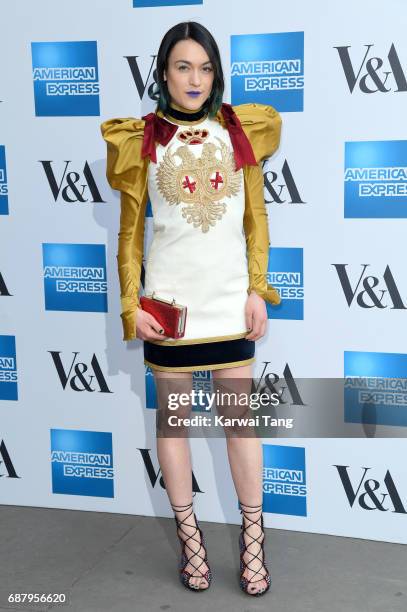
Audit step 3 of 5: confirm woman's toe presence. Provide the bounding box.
[190,576,204,589]
[248,578,266,594]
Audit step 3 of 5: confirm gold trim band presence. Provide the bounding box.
[146,331,250,346]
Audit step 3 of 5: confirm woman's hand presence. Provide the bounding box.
[245,291,268,341]
[135,307,170,341]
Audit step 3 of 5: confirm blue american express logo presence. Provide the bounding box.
[42,243,107,312]
[231,31,304,110]
[267,247,303,320]
[345,140,407,218]
[31,41,100,116]
[0,335,18,401]
[51,429,114,497]
[263,444,307,516]
[344,350,407,426]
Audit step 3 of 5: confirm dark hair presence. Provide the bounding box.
[156,21,224,118]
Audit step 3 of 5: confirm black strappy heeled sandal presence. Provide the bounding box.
[238,500,271,596]
[170,501,213,592]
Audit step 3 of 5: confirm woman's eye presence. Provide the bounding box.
[178,65,213,72]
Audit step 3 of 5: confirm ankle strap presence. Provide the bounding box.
[238,501,263,513]
[170,501,193,511]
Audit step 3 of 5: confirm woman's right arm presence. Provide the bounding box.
[100,117,151,341]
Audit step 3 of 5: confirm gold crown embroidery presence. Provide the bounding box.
[176,127,209,145]
[156,137,242,233]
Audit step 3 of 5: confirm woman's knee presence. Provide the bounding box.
[152,369,194,436]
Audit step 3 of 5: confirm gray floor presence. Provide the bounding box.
[0,505,405,612]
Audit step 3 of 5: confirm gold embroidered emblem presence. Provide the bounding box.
[156,136,242,233]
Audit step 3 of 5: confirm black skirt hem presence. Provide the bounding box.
[143,336,255,372]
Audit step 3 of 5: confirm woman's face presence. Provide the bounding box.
[163,38,214,111]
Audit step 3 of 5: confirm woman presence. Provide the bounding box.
[101,21,282,597]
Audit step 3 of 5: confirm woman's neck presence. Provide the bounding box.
[169,100,204,114]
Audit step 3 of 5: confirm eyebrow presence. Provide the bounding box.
[174,59,212,65]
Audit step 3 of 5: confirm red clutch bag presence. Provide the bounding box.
[139,293,187,339]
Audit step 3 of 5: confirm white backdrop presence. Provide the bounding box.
[1,0,406,545]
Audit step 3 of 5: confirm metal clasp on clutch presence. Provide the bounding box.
[151,291,176,306]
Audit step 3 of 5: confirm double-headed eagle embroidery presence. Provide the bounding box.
[156,136,242,233]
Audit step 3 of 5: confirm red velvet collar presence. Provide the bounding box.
[141,102,257,170]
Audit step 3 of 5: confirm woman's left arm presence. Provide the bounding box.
[243,162,280,340]
[234,103,282,340]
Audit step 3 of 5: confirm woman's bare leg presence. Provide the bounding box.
[153,368,210,589]
[212,362,268,594]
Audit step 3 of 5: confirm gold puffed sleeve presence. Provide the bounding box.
[100,117,149,340]
[232,102,282,163]
[233,103,282,305]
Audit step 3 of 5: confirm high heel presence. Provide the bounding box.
[238,500,271,596]
[170,501,212,591]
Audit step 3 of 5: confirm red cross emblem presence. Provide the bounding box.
[182,175,196,193]
[210,171,224,190]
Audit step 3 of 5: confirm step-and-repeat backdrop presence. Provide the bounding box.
[1,0,406,545]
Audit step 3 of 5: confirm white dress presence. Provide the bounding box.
[145,114,250,343]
